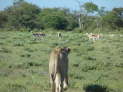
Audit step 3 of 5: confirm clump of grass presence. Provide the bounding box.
[20,53,31,58]
[87,47,95,51]
[29,41,39,44]
[114,62,123,68]
[13,41,24,46]
[84,56,96,61]
[76,53,82,56]
[69,72,74,77]
[0,36,7,39]
[0,70,9,77]
[74,75,84,80]
[82,65,97,72]
[73,48,80,53]
[12,61,42,69]
[0,48,11,53]
[11,63,28,69]
[52,42,59,46]
[24,48,34,52]
[0,42,4,45]
[27,62,42,67]
[72,63,79,67]
[7,84,27,92]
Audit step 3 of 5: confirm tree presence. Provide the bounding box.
[65,14,78,30]
[13,0,24,5]
[82,2,98,15]
[0,11,7,28]
[4,1,41,29]
[98,7,106,16]
[38,8,68,30]
[103,10,123,29]
[74,0,83,29]
[42,15,68,30]
[95,7,106,31]
[77,2,99,31]
[38,8,77,30]
[113,8,123,21]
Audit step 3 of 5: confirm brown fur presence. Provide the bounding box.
[49,47,70,92]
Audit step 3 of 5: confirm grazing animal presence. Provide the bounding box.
[57,32,62,38]
[86,33,102,41]
[49,47,71,92]
[31,32,46,40]
[32,32,46,37]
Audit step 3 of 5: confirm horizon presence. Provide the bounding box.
[0,0,123,11]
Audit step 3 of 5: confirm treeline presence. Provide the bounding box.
[0,0,123,32]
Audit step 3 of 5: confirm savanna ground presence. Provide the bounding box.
[0,30,123,92]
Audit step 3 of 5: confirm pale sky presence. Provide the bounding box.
[0,0,123,11]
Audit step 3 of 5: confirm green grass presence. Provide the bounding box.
[0,31,123,92]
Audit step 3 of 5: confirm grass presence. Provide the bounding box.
[0,30,123,92]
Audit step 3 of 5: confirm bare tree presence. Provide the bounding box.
[75,0,83,29]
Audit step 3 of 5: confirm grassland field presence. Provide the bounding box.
[0,30,123,92]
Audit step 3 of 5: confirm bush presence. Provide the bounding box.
[41,14,68,30]
[73,28,83,33]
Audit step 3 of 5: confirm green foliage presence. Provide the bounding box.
[0,1,123,32]
[3,1,41,29]
[66,14,78,30]
[103,9,123,29]
[113,7,123,17]
[0,2,78,31]
[98,7,106,16]
[38,8,78,30]
[82,2,98,14]
[41,14,68,30]
[0,11,7,28]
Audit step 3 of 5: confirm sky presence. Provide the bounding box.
[0,0,123,11]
